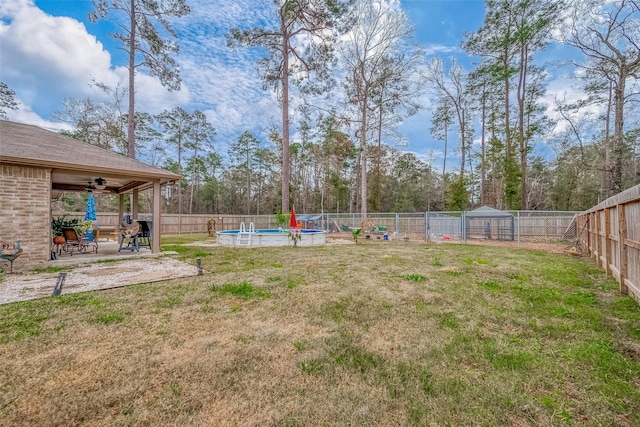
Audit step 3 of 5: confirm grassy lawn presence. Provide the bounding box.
[1,238,639,426]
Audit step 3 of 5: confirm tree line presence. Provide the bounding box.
[3,0,639,215]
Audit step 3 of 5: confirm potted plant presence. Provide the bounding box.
[76,220,96,241]
[51,216,79,244]
[78,220,93,235]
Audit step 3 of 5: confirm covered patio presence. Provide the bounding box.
[0,120,181,271]
[52,239,159,265]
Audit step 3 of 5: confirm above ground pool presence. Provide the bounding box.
[217,224,326,247]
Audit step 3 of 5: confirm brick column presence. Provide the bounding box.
[0,163,51,268]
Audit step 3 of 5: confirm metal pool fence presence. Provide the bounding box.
[323,211,580,245]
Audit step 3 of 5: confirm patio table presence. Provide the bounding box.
[95,226,118,241]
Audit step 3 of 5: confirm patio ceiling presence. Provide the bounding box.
[51,169,170,195]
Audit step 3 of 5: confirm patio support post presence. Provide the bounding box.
[152,181,161,253]
[118,194,125,224]
[132,189,139,220]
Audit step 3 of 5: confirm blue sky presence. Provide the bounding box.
[1,0,572,170]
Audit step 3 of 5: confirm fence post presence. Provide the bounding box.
[462,211,466,244]
[587,214,592,255]
[594,211,601,267]
[517,211,520,248]
[604,208,612,275]
[424,212,428,241]
[589,212,596,260]
[618,204,628,295]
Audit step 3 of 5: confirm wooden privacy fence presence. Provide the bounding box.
[54,213,281,234]
[56,211,579,243]
[578,185,640,303]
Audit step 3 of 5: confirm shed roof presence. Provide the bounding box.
[466,206,514,218]
[0,120,180,194]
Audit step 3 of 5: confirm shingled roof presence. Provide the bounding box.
[0,120,180,194]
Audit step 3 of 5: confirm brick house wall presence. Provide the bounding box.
[0,163,51,269]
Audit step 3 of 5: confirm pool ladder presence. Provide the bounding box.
[236,222,255,246]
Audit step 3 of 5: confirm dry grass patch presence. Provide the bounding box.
[1,240,639,426]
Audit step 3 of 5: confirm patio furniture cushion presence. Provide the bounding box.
[61,228,98,256]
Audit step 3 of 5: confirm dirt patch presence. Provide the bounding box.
[325,236,354,245]
[462,238,572,254]
[0,257,198,305]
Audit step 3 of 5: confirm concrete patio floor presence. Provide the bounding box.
[1,240,198,304]
[50,239,164,267]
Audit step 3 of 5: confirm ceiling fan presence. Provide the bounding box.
[94,177,107,190]
[85,177,107,193]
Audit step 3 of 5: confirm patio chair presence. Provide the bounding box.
[61,228,98,256]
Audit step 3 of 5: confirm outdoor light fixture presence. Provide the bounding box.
[85,178,108,193]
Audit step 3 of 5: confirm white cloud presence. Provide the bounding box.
[539,70,602,137]
[0,0,189,123]
[422,43,459,57]
[177,57,279,145]
[0,0,116,107]
[5,99,72,132]
[124,67,191,115]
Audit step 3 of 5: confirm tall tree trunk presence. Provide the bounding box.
[189,172,195,215]
[127,0,136,159]
[246,151,251,215]
[442,122,447,206]
[281,35,291,214]
[503,50,517,210]
[353,149,360,213]
[177,137,182,215]
[467,146,475,205]
[504,55,511,164]
[459,110,466,179]
[190,148,198,215]
[125,0,137,213]
[480,86,486,206]
[603,80,612,199]
[612,69,626,194]
[374,93,383,211]
[517,45,528,210]
[360,96,368,221]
